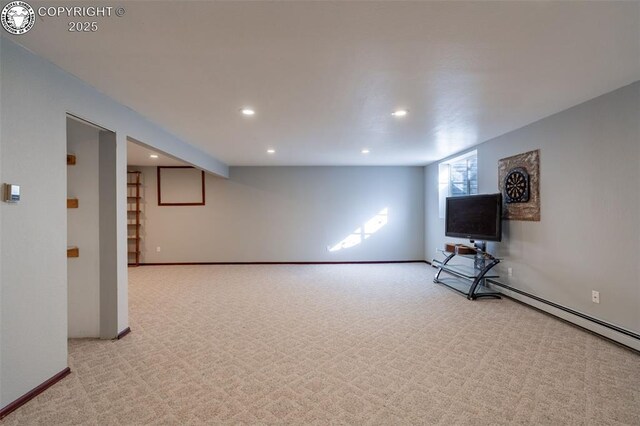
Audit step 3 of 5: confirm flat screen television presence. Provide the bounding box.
[445,193,502,242]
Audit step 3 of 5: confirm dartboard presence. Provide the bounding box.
[504,168,530,203]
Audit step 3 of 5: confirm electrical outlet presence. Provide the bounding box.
[592,290,600,304]
[156,246,161,252]
[507,267,513,277]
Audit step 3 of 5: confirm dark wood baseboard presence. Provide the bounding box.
[138,260,429,266]
[0,367,71,420]
[116,327,131,340]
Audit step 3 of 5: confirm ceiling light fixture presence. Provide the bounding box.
[149,154,159,159]
[241,108,255,116]
[267,149,275,154]
[361,149,370,154]
[391,109,408,117]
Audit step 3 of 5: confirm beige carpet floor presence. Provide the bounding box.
[3,264,640,425]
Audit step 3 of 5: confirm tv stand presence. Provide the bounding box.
[432,245,501,300]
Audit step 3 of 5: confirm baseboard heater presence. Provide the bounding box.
[138,260,426,266]
[486,279,640,352]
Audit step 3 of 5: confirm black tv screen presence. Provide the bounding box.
[445,194,502,242]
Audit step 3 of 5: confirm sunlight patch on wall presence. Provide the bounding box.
[328,208,389,252]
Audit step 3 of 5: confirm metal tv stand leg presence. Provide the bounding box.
[433,252,456,283]
[468,258,501,300]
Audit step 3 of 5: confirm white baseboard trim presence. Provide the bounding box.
[487,279,640,352]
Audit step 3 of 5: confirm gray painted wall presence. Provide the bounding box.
[0,38,227,409]
[131,166,425,263]
[66,120,101,338]
[425,82,640,335]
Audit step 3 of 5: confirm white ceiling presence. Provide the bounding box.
[127,139,188,167]
[11,1,640,166]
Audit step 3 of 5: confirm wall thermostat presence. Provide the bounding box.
[3,184,20,203]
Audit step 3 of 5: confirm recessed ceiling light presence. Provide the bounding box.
[149,154,159,159]
[391,109,408,117]
[361,149,370,154]
[267,149,275,154]
[241,108,255,116]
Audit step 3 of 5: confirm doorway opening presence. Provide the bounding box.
[66,114,119,339]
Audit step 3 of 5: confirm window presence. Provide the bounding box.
[438,150,478,218]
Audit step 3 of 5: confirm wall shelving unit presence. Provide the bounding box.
[127,171,142,266]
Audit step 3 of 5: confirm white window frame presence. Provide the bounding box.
[438,150,478,218]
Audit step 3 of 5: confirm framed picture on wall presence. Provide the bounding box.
[498,149,540,221]
[157,166,206,206]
